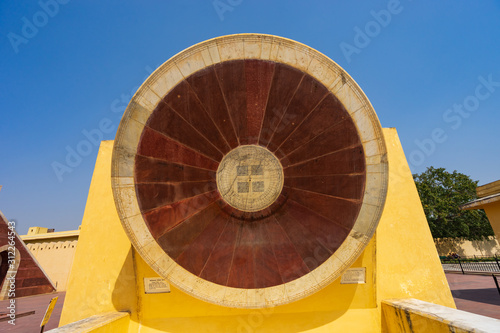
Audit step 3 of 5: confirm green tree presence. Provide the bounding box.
[413,166,494,240]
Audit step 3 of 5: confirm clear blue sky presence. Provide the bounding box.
[1,1,500,234]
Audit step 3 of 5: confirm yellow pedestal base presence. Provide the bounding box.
[59,128,455,332]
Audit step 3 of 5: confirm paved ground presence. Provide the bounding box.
[446,272,500,319]
[0,292,64,332]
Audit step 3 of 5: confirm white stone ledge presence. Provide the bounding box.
[46,311,129,333]
[383,298,500,333]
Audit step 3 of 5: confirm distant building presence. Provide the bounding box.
[21,226,80,291]
[462,179,500,240]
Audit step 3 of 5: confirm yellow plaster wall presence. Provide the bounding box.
[85,316,130,333]
[60,129,454,332]
[434,236,500,257]
[24,237,78,291]
[376,128,455,308]
[59,141,138,326]
[483,202,500,241]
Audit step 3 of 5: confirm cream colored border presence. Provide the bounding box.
[111,34,388,308]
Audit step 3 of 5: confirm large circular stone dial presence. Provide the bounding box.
[112,34,388,308]
[217,145,284,212]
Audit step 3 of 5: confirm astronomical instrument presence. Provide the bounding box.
[112,34,388,308]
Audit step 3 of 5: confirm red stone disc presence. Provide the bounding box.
[135,59,364,289]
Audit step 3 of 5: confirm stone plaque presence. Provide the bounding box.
[144,277,171,294]
[340,268,366,284]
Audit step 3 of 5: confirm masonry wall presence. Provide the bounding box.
[434,236,500,257]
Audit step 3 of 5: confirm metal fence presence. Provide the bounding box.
[441,256,500,274]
